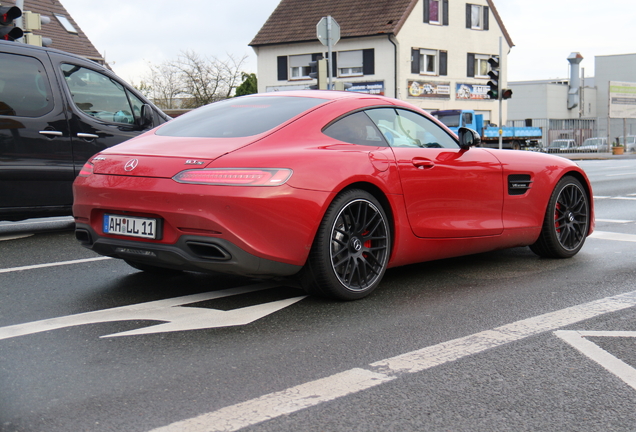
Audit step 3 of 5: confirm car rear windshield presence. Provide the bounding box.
[156,96,327,138]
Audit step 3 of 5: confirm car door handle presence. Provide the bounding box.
[412,158,435,169]
[39,130,63,137]
[77,133,99,140]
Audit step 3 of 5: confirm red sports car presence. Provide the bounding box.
[73,91,593,300]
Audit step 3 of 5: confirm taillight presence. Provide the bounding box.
[78,161,94,177]
[173,168,292,186]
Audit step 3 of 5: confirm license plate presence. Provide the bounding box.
[103,214,159,239]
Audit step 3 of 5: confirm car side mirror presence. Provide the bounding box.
[458,127,481,149]
[137,104,154,129]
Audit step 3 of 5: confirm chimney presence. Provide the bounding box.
[567,52,583,110]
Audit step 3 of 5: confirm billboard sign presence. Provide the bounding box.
[609,81,636,119]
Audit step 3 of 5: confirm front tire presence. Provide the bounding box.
[301,189,391,300]
[530,176,590,258]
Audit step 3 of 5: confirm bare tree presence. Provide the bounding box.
[141,51,248,109]
[141,61,184,109]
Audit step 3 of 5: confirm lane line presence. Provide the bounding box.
[0,256,112,274]
[149,290,636,432]
[595,219,634,224]
[589,231,636,242]
[555,330,636,391]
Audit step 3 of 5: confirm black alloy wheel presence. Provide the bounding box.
[530,176,589,258]
[301,189,391,300]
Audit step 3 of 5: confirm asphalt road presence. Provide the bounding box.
[1,159,636,432]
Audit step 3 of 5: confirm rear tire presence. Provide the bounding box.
[301,189,391,300]
[530,176,589,258]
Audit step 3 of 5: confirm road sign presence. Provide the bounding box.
[316,16,340,46]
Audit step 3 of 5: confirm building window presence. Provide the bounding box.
[411,48,447,76]
[424,0,448,25]
[337,50,363,77]
[474,54,490,78]
[420,49,437,75]
[55,14,78,34]
[289,54,312,80]
[467,53,493,78]
[429,0,440,24]
[466,4,489,30]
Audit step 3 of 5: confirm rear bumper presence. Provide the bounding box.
[75,223,302,277]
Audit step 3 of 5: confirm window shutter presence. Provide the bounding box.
[466,4,471,28]
[332,53,338,77]
[483,6,489,30]
[411,48,420,74]
[423,0,429,23]
[467,53,475,77]
[277,56,288,81]
[443,0,449,25]
[362,49,374,75]
[439,51,448,76]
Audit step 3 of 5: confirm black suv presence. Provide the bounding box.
[0,40,170,221]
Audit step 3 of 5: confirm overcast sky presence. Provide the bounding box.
[61,0,635,86]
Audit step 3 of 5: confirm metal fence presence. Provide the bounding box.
[507,117,636,154]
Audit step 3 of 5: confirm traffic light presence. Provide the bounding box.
[501,88,513,100]
[0,5,23,41]
[309,58,328,90]
[486,55,499,100]
[22,11,52,46]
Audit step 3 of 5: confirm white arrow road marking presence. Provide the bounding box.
[589,231,636,242]
[555,330,636,391]
[0,283,306,340]
[148,290,636,432]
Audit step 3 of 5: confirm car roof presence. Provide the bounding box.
[0,40,108,71]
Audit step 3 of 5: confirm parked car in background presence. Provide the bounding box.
[579,137,608,152]
[546,139,577,153]
[0,40,170,221]
[618,136,636,152]
[73,91,593,301]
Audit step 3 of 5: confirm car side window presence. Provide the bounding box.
[323,111,388,146]
[366,108,459,149]
[60,64,135,124]
[0,53,53,117]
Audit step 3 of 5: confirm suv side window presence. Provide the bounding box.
[0,53,53,117]
[60,64,136,125]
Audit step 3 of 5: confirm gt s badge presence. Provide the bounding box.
[185,160,205,165]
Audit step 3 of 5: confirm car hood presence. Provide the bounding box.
[91,133,257,178]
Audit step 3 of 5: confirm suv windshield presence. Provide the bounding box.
[156,96,327,138]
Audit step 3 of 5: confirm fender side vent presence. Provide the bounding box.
[508,174,532,195]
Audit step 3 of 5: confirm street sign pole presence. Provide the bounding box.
[327,16,333,90]
[316,16,340,90]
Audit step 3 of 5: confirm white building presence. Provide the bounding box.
[250,0,513,123]
[507,53,636,146]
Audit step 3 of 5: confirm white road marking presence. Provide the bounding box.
[0,256,112,274]
[606,173,635,177]
[589,231,636,242]
[555,330,636,391]
[593,196,636,200]
[148,290,636,432]
[0,283,306,340]
[0,234,33,242]
[151,368,395,432]
[595,219,634,224]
